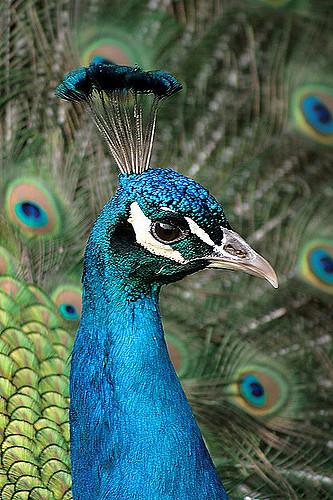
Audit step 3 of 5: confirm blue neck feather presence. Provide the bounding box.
[70,178,227,499]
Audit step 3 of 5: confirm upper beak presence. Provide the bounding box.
[207,228,278,288]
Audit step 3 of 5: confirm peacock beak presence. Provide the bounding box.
[206,228,278,288]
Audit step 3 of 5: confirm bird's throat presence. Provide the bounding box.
[70,269,227,499]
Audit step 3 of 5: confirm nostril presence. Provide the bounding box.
[224,243,247,258]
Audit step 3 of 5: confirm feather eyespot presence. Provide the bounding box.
[292,85,333,144]
[5,178,62,238]
[52,285,82,321]
[298,239,333,294]
[229,365,290,417]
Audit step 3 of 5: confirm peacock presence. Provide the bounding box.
[55,60,279,499]
[0,0,333,499]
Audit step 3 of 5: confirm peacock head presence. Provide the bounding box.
[56,62,277,297]
[85,167,277,296]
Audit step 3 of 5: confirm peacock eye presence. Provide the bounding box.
[151,221,185,244]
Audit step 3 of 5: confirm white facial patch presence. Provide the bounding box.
[184,217,215,247]
[127,202,186,263]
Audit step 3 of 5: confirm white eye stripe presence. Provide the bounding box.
[184,217,215,247]
[160,206,175,212]
[127,202,186,263]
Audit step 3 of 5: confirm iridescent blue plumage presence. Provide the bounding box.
[55,63,182,102]
[120,169,230,242]
[55,66,91,102]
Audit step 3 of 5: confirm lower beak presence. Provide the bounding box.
[207,228,278,288]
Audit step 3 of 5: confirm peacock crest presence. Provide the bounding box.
[56,63,182,174]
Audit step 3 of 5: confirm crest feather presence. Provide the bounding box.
[56,62,182,175]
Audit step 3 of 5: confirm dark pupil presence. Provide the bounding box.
[65,304,76,315]
[320,255,333,274]
[313,102,332,124]
[154,222,181,242]
[22,202,41,219]
[250,382,264,398]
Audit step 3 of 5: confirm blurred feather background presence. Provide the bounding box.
[0,0,332,498]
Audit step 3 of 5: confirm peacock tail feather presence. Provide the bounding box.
[1,0,332,498]
[0,275,72,499]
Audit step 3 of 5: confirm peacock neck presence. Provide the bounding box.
[70,203,227,499]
